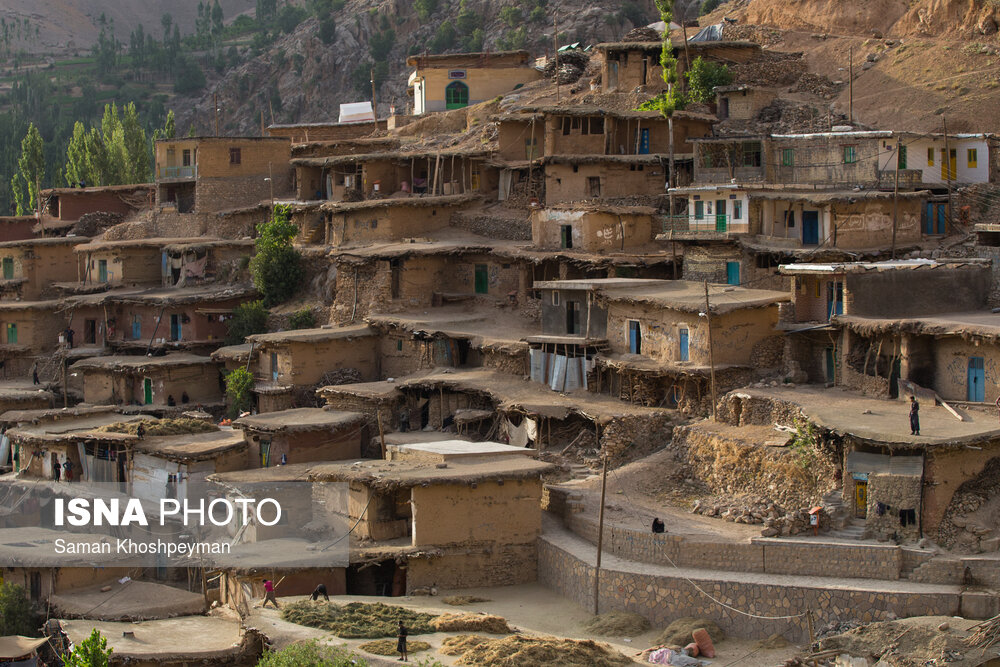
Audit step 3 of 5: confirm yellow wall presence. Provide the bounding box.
[415,67,541,114]
[411,478,542,547]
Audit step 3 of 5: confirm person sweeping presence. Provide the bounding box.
[262,579,279,609]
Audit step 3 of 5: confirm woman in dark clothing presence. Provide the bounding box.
[909,396,920,436]
[397,620,408,662]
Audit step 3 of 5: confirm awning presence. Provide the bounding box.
[845,451,923,476]
[0,635,46,658]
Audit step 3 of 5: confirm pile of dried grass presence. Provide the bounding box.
[97,418,216,436]
[281,601,436,638]
[583,611,651,637]
[456,635,632,666]
[443,596,491,606]
[440,635,491,656]
[357,639,431,655]
[655,617,726,647]
[431,613,513,634]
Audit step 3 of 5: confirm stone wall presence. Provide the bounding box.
[406,543,538,592]
[841,363,892,398]
[537,535,961,642]
[866,473,922,542]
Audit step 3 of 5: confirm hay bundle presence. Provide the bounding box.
[456,635,632,666]
[443,596,491,606]
[358,639,431,655]
[280,601,436,638]
[431,613,513,634]
[440,635,491,656]
[97,418,216,436]
[583,611,651,637]
[655,617,725,647]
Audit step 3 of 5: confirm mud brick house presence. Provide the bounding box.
[293,151,495,203]
[545,155,669,204]
[531,204,657,252]
[715,84,777,121]
[320,194,479,245]
[211,343,254,375]
[0,300,64,357]
[64,285,255,352]
[245,326,378,413]
[131,429,249,503]
[407,51,542,115]
[594,39,761,94]
[235,408,368,465]
[266,119,388,143]
[154,136,291,215]
[0,216,39,242]
[0,237,88,301]
[70,353,223,408]
[779,259,992,393]
[533,278,787,411]
[74,238,253,289]
[38,184,154,233]
[0,385,54,414]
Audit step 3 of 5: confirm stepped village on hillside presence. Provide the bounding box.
[3,19,1000,667]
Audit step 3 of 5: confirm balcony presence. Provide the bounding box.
[157,165,197,180]
[657,214,748,241]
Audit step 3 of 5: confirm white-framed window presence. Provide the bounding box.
[551,291,560,306]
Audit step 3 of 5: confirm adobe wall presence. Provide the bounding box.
[769,136,885,187]
[406,543,538,591]
[268,121,384,142]
[531,209,654,251]
[833,198,923,249]
[418,66,541,113]
[82,246,162,286]
[2,307,68,352]
[600,48,664,93]
[29,243,83,298]
[57,191,141,221]
[680,243,741,284]
[719,88,776,121]
[537,535,960,642]
[924,441,1000,540]
[329,204,453,245]
[411,478,543,547]
[498,120,544,162]
[845,265,990,317]
[545,162,665,204]
[379,331,426,378]
[275,336,379,385]
[196,172,292,214]
[931,336,1000,403]
[0,217,35,242]
[247,427,363,465]
[193,139,291,179]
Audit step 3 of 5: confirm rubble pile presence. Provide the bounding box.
[599,413,674,465]
[790,72,845,99]
[622,26,661,42]
[544,50,590,84]
[72,211,124,237]
[936,456,1000,552]
[730,51,806,87]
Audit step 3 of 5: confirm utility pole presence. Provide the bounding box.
[891,136,900,259]
[267,162,274,209]
[593,455,608,615]
[943,116,953,233]
[554,16,560,103]
[214,93,220,136]
[848,46,854,125]
[370,67,378,119]
[704,281,718,421]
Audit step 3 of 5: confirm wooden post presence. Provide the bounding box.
[943,116,953,231]
[61,357,68,408]
[593,455,609,615]
[704,281,718,421]
[806,609,816,646]
[554,15,560,103]
[376,407,386,458]
[370,67,378,119]
[848,46,854,124]
[439,386,445,429]
[891,136,900,259]
[668,115,675,217]
[260,110,265,136]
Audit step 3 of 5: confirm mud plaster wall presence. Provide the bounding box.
[792,275,837,323]
[411,478,542,547]
[498,120,545,161]
[932,337,1000,403]
[719,88,776,120]
[680,243,740,284]
[379,332,426,378]
[406,544,538,591]
[244,426,364,465]
[545,162,665,204]
[328,205,454,245]
[866,473,922,542]
[924,441,1000,539]
[604,302,781,368]
[86,364,222,406]
[264,337,379,386]
[1,307,70,352]
[845,266,990,317]
[832,198,923,249]
[531,209,653,251]
[768,136,886,187]
[82,247,162,286]
[717,392,807,427]
[15,244,81,299]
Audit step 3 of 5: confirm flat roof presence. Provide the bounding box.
[837,312,1000,340]
[75,237,254,252]
[210,343,253,363]
[40,183,154,195]
[133,429,246,461]
[70,353,217,372]
[62,616,242,661]
[235,408,365,433]
[246,324,375,345]
[8,412,149,444]
[392,440,531,458]
[779,259,987,274]
[0,236,89,248]
[534,278,665,290]
[65,284,255,306]
[0,527,135,566]
[599,281,789,314]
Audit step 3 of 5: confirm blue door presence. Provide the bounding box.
[639,128,650,154]
[131,316,141,340]
[679,328,689,361]
[726,261,740,285]
[170,314,181,341]
[937,204,946,234]
[628,321,641,354]
[925,203,947,234]
[802,211,819,245]
[968,357,985,402]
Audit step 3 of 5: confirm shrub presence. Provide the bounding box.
[225,367,254,418]
[174,57,206,94]
[250,206,303,306]
[277,4,308,32]
[257,639,367,667]
[0,583,33,636]
[414,0,438,21]
[319,17,336,44]
[226,300,269,344]
[64,629,112,667]
[499,6,523,28]
[699,0,723,16]
[288,309,316,330]
[685,56,733,103]
[529,6,546,23]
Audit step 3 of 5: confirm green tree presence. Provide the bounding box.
[429,20,456,52]
[455,0,480,34]
[64,629,112,667]
[0,583,33,636]
[14,123,44,215]
[685,56,732,103]
[65,121,90,186]
[225,367,254,417]
[225,300,269,345]
[174,57,207,94]
[414,0,437,21]
[277,5,308,33]
[211,0,224,35]
[699,0,722,15]
[318,17,336,44]
[653,0,686,116]
[499,7,523,29]
[288,308,316,330]
[257,640,367,667]
[250,205,303,305]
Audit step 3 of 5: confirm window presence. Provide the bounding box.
[551,291,560,306]
[562,117,571,135]
[843,145,857,164]
[589,117,604,134]
[968,148,978,168]
[694,200,704,220]
[815,281,821,298]
[897,145,907,169]
[781,148,794,167]
[560,224,573,249]
[733,200,743,220]
[229,147,241,165]
[397,339,403,351]
[927,147,934,166]
[588,176,601,197]
[445,81,469,109]
[182,149,192,167]
[742,142,762,167]
[702,152,714,169]
[1,257,11,280]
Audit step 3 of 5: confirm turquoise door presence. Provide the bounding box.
[968,357,985,402]
[825,347,836,382]
[628,321,641,354]
[97,259,108,283]
[726,261,740,285]
[638,128,650,154]
[679,329,689,361]
[170,314,181,341]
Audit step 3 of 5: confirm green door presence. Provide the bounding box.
[715,200,727,232]
[474,264,488,294]
[143,378,153,405]
[97,259,108,283]
[1,257,12,280]
[445,81,469,109]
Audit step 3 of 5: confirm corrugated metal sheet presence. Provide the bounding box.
[845,451,923,476]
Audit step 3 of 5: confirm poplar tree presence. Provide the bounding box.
[13,123,43,214]
[654,0,686,116]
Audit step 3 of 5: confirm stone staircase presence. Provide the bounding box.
[566,463,593,481]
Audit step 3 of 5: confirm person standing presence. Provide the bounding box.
[31,363,38,385]
[262,579,279,609]
[909,396,920,436]
[396,620,408,662]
